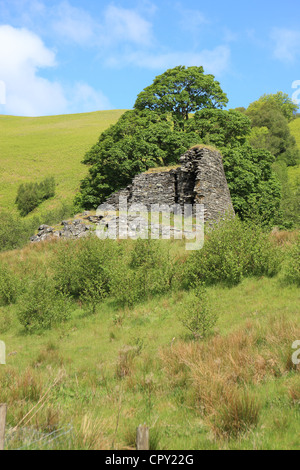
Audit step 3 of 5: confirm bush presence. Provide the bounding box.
[282,238,300,286]
[185,218,282,287]
[17,276,71,332]
[15,177,55,216]
[178,281,217,339]
[0,262,19,306]
[110,239,173,307]
[53,238,121,311]
[0,212,39,252]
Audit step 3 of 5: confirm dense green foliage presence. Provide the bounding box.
[76,109,198,208]
[0,212,39,252]
[243,93,300,167]
[222,145,281,224]
[17,275,71,332]
[247,102,299,166]
[0,202,74,253]
[247,92,298,122]
[134,65,228,127]
[186,108,252,147]
[15,177,56,216]
[110,238,173,307]
[185,218,281,287]
[1,218,294,334]
[273,162,300,228]
[77,66,283,226]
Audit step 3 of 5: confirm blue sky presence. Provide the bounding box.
[0,0,300,116]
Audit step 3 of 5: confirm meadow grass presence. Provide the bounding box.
[0,110,125,215]
[0,113,298,449]
[0,236,299,450]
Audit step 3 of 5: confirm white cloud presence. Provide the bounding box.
[271,28,300,63]
[51,1,96,45]
[0,25,110,116]
[50,2,154,48]
[67,83,111,114]
[100,4,154,48]
[0,25,67,116]
[106,45,231,76]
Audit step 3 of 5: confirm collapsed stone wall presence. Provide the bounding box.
[106,146,234,223]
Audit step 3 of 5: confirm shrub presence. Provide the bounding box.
[17,276,71,332]
[178,281,217,339]
[282,237,300,286]
[53,238,121,310]
[0,212,38,252]
[0,262,19,306]
[15,177,55,216]
[185,218,282,287]
[110,239,173,307]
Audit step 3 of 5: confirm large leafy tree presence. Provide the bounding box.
[245,97,299,166]
[76,109,198,208]
[247,92,298,122]
[76,66,282,225]
[134,66,228,128]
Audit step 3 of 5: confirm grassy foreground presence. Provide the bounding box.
[0,233,299,450]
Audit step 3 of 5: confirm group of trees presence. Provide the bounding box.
[76,65,299,226]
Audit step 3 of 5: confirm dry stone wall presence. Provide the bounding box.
[105,146,234,223]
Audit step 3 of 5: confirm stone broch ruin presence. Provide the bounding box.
[106,146,234,221]
[31,146,234,242]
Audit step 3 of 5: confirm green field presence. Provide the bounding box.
[0,110,125,215]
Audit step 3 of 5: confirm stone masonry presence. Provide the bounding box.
[31,146,234,243]
[105,146,234,223]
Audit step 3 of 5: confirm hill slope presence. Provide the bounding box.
[0,110,125,215]
[0,110,299,219]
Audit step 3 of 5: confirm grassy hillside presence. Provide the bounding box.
[0,110,298,220]
[0,110,125,215]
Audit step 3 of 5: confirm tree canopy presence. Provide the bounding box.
[134,66,228,127]
[76,66,284,226]
[247,92,298,122]
[76,109,198,208]
[246,101,299,166]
